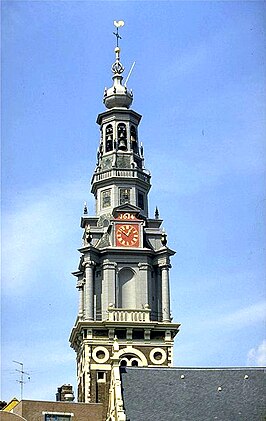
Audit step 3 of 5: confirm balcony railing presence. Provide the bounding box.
[92,168,151,184]
[107,307,151,323]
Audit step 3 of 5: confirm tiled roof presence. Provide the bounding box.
[120,367,266,421]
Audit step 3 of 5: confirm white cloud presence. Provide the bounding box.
[217,301,266,329]
[186,301,266,333]
[247,340,266,367]
[2,179,89,295]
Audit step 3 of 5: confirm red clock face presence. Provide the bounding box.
[115,223,140,247]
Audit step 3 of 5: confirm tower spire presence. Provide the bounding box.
[70,23,180,413]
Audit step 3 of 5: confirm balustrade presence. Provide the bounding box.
[107,308,151,323]
[92,168,150,184]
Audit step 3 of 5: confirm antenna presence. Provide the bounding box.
[13,360,30,400]
[124,61,136,87]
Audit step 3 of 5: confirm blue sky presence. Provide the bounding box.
[1,0,266,402]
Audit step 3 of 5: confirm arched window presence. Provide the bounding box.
[105,124,113,152]
[117,123,127,150]
[119,355,141,367]
[130,125,138,153]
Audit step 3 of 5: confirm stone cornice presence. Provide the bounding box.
[78,244,99,254]
[72,270,83,277]
[154,247,176,257]
[96,108,142,126]
[98,247,156,257]
[80,216,99,229]
[69,319,180,348]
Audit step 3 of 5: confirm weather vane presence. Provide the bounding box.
[113,20,125,48]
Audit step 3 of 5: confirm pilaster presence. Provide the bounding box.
[138,262,151,307]
[77,278,85,319]
[160,263,171,322]
[102,262,117,319]
[83,261,96,321]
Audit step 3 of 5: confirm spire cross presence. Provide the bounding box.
[113,20,125,48]
[113,27,122,48]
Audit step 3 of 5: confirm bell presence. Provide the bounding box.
[118,138,127,150]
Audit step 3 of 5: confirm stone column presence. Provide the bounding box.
[76,278,85,319]
[161,264,171,322]
[84,261,95,320]
[102,262,117,319]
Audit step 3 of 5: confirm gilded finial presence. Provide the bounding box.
[83,201,88,215]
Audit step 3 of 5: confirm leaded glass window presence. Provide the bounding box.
[102,189,111,208]
[137,191,144,210]
[119,188,130,205]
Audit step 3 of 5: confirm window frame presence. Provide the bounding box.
[119,188,131,205]
[43,412,73,421]
[101,189,111,208]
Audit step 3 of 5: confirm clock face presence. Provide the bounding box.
[115,223,140,247]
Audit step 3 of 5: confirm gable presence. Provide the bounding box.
[112,204,142,219]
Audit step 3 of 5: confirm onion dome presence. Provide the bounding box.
[103,47,133,109]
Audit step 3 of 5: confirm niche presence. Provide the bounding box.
[118,268,135,308]
[105,124,113,152]
[117,123,127,150]
[130,125,138,153]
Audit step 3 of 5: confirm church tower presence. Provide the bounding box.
[69,23,180,411]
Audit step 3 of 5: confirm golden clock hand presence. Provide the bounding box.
[119,227,130,237]
[122,226,133,237]
[127,226,134,236]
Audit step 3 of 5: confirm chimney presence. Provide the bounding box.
[56,384,74,402]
